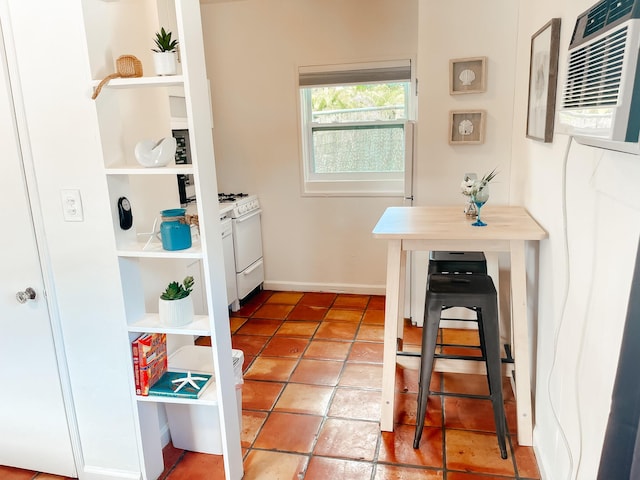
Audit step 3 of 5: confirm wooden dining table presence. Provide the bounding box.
[372,205,548,446]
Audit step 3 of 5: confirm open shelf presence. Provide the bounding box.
[92,75,185,89]
[128,314,211,336]
[136,380,219,406]
[105,164,194,176]
[116,240,203,259]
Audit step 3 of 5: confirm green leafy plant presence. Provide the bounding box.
[152,27,179,53]
[160,276,194,300]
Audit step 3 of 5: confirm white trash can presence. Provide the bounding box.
[164,345,243,454]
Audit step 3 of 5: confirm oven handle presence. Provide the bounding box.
[243,260,263,275]
[234,209,262,223]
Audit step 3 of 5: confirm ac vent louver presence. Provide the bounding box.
[562,26,627,109]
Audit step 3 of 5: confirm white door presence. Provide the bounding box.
[0,16,76,477]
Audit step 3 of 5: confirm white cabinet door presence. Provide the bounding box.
[0,20,76,477]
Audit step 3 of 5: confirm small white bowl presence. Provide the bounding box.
[134,137,177,168]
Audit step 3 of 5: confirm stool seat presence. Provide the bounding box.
[414,273,508,459]
[428,251,487,274]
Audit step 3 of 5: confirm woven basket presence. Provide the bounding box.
[91,55,143,99]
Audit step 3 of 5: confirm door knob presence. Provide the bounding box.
[16,287,36,304]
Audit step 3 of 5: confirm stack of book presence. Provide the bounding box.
[131,333,167,396]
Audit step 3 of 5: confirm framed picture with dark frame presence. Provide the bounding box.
[526,18,561,142]
[449,110,486,145]
[450,56,487,94]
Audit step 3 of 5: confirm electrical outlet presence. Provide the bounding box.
[61,189,84,222]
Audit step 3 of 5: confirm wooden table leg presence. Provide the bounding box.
[510,240,533,446]
[381,239,404,432]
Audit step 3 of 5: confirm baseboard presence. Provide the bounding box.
[263,280,386,296]
[80,465,140,480]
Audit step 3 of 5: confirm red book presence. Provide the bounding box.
[131,333,167,396]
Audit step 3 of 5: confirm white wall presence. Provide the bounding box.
[200,0,418,293]
[511,1,640,479]
[5,1,142,477]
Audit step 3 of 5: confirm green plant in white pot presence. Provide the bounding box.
[158,276,194,327]
[152,27,179,76]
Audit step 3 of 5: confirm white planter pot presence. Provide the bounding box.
[158,295,193,327]
[153,51,177,76]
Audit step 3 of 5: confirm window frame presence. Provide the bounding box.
[298,60,415,197]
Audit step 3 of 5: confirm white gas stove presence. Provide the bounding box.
[218,193,264,310]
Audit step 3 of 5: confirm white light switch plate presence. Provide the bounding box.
[61,189,84,222]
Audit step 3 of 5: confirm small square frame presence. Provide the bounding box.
[449,110,486,145]
[450,56,487,94]
[526,18,561,142]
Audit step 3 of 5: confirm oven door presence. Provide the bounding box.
[232,209,263,273]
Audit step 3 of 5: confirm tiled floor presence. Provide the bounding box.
[2,290,541,480]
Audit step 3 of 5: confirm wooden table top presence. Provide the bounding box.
[372,206,548,241]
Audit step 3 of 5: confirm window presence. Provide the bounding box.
[298,60,414,196]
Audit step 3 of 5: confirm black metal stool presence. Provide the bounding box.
[428,251,487,275]
[413,273,508,459]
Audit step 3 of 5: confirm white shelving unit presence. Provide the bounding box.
[84,1,242,479]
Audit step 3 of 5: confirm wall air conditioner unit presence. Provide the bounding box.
[558,0,640,154]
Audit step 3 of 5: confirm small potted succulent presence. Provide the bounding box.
[158,276,194,326]
[152,27,179,76]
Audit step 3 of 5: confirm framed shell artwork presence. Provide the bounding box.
[449,110,486,145]
[450,56,487,94]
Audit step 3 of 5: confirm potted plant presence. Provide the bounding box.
[158,276,194,326]
[152,27,179,76]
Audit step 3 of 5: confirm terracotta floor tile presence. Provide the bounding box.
[305,456,373,480]
[274,383,334,415]
[287,304,329,321]
[163,451,225,479]
[348,342,384,363]
[314,321,359,341]
[242,354,255,372]
[339,363,383,389]
[402,322,424,346]
[328,387,381,421]
[362,309,385,325]
[253,412,322,453]
[231,334,269,356]
[444,397,502,432]
[374,464,443,480]
[356,324,384,342]
[229,316,247,333]
[244,357,298,382]
[445,429,515,475]
[395,391,442,427]
[261,336,309,358]
[442,373,490,396]
[442,327,480,346]
[446,472,514,480]
[236,318,283,336]
[325,308,363,322]
[367,295,386,310]
[265,291,304,305]
[235,290,272,317]
[395,364,422,393]
[333,293,370,309]
[0,467,38,480]
[161,441,184,474]
[242,380,285,410]
[299,291,337,307]
[314,418,379,461]
[304,339,352,361]
[252,303,294,320]
[290,359,343,386]
[241,410,268,447]
[276,320,320,337]
[379,424,443,468]
[512,442,541,479]
[242,450,308,480]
